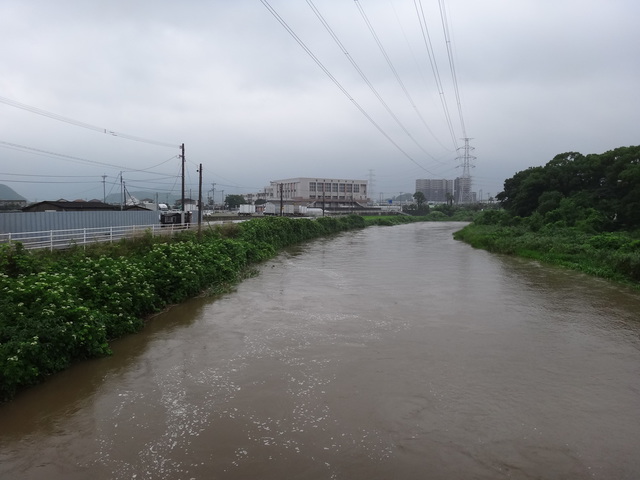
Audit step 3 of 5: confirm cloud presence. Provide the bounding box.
[0,0,638,202]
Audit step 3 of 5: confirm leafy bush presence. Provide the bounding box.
[454,221,639,287]
[0,215,373,400]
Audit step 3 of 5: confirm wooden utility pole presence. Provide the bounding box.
[197,163,203,236]
[180,143,185,213]
[120,172,124,211]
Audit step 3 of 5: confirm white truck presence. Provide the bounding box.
[306,208,325,217]
[238,204,256,216]
[264,203,277,216]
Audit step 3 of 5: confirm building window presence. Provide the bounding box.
[310,182,316,192]
[353,184,359,193]
[332,183,338,192]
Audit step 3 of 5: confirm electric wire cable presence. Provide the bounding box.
[308,0,444,165]
[0,95,179,149]
[260,0,441,177]
[353,0,453,157]
[1,141,182,180]
[438,0,467,138]
[414,0,459,149]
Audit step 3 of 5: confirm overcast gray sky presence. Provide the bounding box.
[1,0,638,203]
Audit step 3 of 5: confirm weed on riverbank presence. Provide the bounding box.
[454,222,640,287]
[0,215,367,401]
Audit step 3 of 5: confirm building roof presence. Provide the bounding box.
[0,184,27,201]
[22,200,117,212]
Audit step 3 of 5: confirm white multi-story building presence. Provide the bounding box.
[262,177,369,207]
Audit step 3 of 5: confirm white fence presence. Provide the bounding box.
[0,223,191,251]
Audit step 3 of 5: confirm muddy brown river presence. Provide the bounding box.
[1,222,639,479]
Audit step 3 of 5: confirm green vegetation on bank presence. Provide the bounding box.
[0,206,486,401]
[0,215,365,401]
[364,202,482,226]
[454,145,640,286]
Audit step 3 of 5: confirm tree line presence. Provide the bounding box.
[454,145,640,286]
[495,145,640,232]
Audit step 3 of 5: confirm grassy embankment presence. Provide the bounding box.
[0,211,483,401]
[453,211,640,287]
[1,215,374,401]
[459,146,640,286]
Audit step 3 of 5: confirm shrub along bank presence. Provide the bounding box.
[0,215,366,401]
[453,211,640,286]
[453,145,640,287]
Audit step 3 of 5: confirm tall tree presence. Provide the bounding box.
[225,194,246,209]
[413,191,426,209]
[497,145,640,230]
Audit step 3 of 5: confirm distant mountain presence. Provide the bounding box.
[0,184,26,201]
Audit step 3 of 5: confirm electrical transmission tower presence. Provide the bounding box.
[456,138,476,203]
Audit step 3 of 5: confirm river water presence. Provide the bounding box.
[1,222,639,479]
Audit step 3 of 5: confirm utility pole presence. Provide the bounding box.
[180,143,186,213]
[322,180,325,216]
[211,183,216,209]
[120,172,124,211]
[102,174,107,203]
[456,138,476,204]
[279,183,284,216]
[197,163,203,236]
[351,181,354,213]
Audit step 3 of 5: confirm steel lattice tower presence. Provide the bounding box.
[456,138,476,203]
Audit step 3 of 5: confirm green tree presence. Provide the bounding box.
[413,191,426,209]
[496,145,640,231]
[497,166,547,217]
[225,195,246,209]
[445,192,455,206]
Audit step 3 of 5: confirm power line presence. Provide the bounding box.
[0,140,134,170]
[0,179,100,184]
[124,155,180,173]
[414,0,459,149]
[0,95,178,148]
[438,0,467,138]
[0,172,100,178]
[388,1,454,153]
[1,141,181,179]
[353,0,452,156]
[307,0,444,165]
[260,0,441,177]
